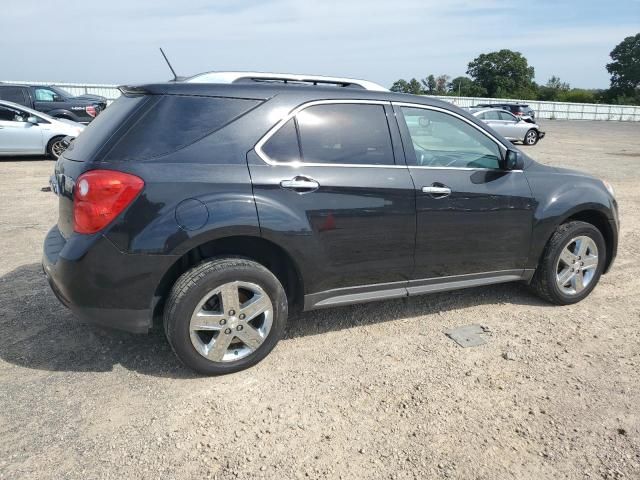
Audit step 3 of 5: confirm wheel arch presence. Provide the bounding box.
[152,235,304,325]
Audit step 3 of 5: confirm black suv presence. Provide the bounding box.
[0,84,107,124]
[476,103,535,121]
[43,74,618,375]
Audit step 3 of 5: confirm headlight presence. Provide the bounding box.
[602,180,615,198]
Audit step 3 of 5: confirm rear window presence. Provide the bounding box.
[104,95,261,161]
[64,94,146,161]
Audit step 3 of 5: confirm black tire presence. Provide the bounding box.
[164,257,288,375]
[523,129,538,146]
[530,221,606,305]
[46,136,66,160]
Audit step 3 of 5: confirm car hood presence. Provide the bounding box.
[71,94,107,103]
[55,118,85,128]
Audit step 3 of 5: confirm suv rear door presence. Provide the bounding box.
[393,102,534,289]
[248,100,416,307]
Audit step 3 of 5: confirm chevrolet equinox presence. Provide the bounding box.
[43,72,619,374]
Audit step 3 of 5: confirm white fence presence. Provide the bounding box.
[4,81,640,121]
[429,95,640,122]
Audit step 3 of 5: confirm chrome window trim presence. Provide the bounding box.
[254,99,405,168]
[392,101,514,170]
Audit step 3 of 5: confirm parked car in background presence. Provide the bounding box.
[0,100,84,158]
[470,108,545,145]
[43,72,617,375]
[474,103,536,122]
[0,84,106,124]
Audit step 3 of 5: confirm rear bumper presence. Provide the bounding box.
[42,225,178,334]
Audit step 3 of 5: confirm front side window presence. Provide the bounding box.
[296,103,394,165]
[0,105,28,122]
[34,88,58,102]
[400,106,502,169]
[498,111,516,121]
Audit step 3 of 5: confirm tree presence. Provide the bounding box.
[389,78,424,95]
[448,76,487,97]
[606,33,640,96]
[538,75,570,101]
[467,49,535,97]
[421,74,436,94]
[435,74,449,94]
[390,79,410,93]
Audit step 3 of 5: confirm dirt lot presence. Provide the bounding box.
[1,120,639,480]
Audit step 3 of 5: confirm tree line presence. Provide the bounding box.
[390,33,640,105]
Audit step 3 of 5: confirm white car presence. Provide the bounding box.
[0,100,85,158]
[470,108,545,146]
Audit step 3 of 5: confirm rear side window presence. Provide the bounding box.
[64,94,146,161]
[296,104,394,165]
[483,110,500,120]
[261,119,300,162]
[0,87,28,105]
[105,96,261,161]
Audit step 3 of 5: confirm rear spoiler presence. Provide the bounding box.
[118,85,152,96]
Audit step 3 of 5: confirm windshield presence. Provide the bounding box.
[49,86,72,99]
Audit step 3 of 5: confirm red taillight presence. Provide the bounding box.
[73,170,144,234]
[85,105,97,117]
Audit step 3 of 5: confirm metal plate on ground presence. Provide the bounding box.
[445,324,490,348]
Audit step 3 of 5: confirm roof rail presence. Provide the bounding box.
[184,71,388,91]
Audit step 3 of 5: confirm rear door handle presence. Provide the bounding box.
[280,176,319,193]
[422,185,451,197]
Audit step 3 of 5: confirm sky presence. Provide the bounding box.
[1,0,638,89]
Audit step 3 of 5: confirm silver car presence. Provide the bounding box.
[470,108,545,146]
[0,100,85,158]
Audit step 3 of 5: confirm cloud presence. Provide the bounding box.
[1,0,638,88]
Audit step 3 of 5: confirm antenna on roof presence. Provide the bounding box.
[159,48,180,82]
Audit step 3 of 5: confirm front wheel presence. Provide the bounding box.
[523,129,539,146]
[46,136,67,159]
[530,221,606,305]
[164,258,288,375]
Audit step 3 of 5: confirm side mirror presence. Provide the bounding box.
[504,149,524,170]
[27,116,39,125]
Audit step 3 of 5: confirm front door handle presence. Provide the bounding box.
[422,185,451,198]
[280,176,320,193]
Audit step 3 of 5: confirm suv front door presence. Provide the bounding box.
[249,100,416,307]
[394,103,535,290]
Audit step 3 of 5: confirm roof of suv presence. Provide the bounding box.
[120,82,454,109]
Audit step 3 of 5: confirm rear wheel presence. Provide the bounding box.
[530,221,606,305]
[46,136,66,159]
[523,129,538,146]
[164,257,288,375]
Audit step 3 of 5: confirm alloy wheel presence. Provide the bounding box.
[555,236,599,295]
[51,140,66,159]
[525,130,537,145]
[189,281,273,362]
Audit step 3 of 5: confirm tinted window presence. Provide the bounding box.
[0,87,27,105]
[262,119,300,162]
[296,104,394,165]
[106,95,261,161]
[0,105,28,122]
[401,107,502,169]
[63,95,146,161]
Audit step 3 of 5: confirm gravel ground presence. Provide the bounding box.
[1,120,639,480]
